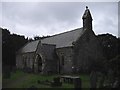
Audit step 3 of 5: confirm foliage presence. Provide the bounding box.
[97,33,118,60]
[109,55,120,78]
[28,38,33,42]
[34,35,51,40]
[2,28,28,67]
[92,34,120,88]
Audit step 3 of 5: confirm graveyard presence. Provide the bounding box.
[2,3,120,89]
[2,70,90,88]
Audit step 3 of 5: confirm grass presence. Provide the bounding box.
[3,70,90,88]
[80,74,90,88]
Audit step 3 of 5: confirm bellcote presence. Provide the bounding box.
[82,6,93,30]
[82,6,92,20]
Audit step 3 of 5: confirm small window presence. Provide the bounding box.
[28,57,30,66]
[62,56,64,65]
[24,59,27,67]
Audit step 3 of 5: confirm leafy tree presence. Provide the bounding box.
[33,35,51,40]
[34,36,41,40]
[28,38,33,42]
[97,34,120,88]
[97,33,118,60]
[2,28,28,67]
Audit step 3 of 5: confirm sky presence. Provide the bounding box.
[0,1,119,38]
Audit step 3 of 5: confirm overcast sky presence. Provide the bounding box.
[0,2,118,38]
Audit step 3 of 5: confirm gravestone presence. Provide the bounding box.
[74,78,82,89]
[113,77,120,88]
[90,71,98,88]
[98,73,105,88]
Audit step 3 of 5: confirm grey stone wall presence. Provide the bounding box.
[73,29,105,73]
[36,43,57,74]
[16,52,35,70]
[56,47,73,74]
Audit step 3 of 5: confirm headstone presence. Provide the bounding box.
[74,78,82,89]
[113,78,120,88]
[90,71,98,88]
[98,73,105,88]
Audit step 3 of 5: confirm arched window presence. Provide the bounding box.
[22,55,27,68]
[35,54,42,72]
[62,56,64,66]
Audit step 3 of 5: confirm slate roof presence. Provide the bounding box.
[18,27,84,53]
[41,28,84,48]
[18,40,39,53]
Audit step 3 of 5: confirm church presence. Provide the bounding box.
[16,7,105,74]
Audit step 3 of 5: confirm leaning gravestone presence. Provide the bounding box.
[98,73,105,88]
[73,78,82,89]
[90,71,98,88]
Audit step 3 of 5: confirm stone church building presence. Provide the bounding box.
[16,7,105,74]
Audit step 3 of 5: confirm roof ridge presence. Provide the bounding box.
[42,27,83,39]
[17,27,84,53]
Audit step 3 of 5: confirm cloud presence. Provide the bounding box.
[1,2,118,38]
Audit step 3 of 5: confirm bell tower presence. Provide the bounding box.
[82,6,93,30]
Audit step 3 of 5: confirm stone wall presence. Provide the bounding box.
[56,47,73,74]
[36,43,57,74]
[73,29,105,73]
[16,52,35,70]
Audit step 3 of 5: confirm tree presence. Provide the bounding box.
[2,28,28,67]
[104,55,120,88]
[97,33,118,60]
[34,36,41,40]
[96,34,119,88]
[33,35,51,40]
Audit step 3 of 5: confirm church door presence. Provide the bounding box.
[34,54,43,73]
[37,54,42,72]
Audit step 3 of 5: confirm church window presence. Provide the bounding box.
[28,57,30,66]
[62,56,64,65]
[24,59,27,67]
[22,55,24,65]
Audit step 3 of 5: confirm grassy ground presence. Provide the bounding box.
[2,70,90,88]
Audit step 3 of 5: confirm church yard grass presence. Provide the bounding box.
[2,70,90,88]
